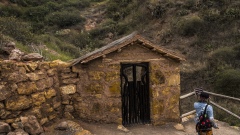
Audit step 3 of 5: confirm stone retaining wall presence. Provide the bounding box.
[0,60,77,127]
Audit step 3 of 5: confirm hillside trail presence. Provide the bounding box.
[72,115,239,135]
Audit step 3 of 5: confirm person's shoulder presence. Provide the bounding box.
[207,104,213,108]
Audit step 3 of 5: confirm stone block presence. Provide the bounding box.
[105,71,119,82]
[6,96,32,111]
[71,66,83,73]
[60,84,76,95]
[49,60,70,68]
[38,62,50,70]
[0,86,12,101]
[88,71,105,80]
[31,92,46,106]
[85,83,103,94]
[0,109,11,119]
[44,88,56,99]
[109,82,120,96]
[168,74,180,86]
[61,94,71,105]
[47,68,57,76]
[27,107,42,119]
[17,82,37,95]
[0,122,11,133]
[25,62,38,72]
[60,68,71,73]
[18,66,26,74]
[64,112,74,119]
[40,118,49,126]
[64,105,74,112]
[5,118,15,123]
[48,114,57,120]
[52,98,61,109]
[36,77,53,91]
[27,70,47,81]
[41,104,54,114]
[20,115,44,135]
[7,72,28,83]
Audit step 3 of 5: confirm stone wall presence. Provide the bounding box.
[71,44,181,125]
[0,60,78,128]
[0,43,181,127]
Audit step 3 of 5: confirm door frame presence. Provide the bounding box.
[120,62,151,125]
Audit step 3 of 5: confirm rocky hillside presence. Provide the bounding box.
[1,0,240,126]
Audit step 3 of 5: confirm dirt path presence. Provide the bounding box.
[45,116,239,135]
[77,118,239,135]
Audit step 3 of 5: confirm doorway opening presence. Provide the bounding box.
[121,62,150,125]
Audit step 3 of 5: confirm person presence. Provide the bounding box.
[194,92,218,135]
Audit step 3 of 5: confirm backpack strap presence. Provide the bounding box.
[203,104,208,116]
[199,104,208,123]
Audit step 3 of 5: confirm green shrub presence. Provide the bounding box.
[44,2,61,12]
[63,0,90,9]
[9,0,49,7]
[64,31,102,49]
[176,9,190,16]
[45,11,85,28]
[0,17,34,44]
[24,6,50,22]
[214,69,240,97]
[0,5,23,17]
[151,5,166,19]
[175,15,204,36]
[224,8,240,20]
[201,9,221,22]
[210,47,240,68]
[116,23,129,35]
[106,0,133,21]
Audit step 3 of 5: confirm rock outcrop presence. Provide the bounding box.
[0,41,43,61]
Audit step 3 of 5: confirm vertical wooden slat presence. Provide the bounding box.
[121,63,150,126]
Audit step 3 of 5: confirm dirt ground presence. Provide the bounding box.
[78,120,239,135]
[46,116,239,135]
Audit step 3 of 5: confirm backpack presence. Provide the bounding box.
[196,104,213,132]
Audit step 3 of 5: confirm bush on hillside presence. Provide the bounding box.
[63,0,90,9]
[24,6,50,22]
[210,47,240,68]
[214,69,240,97]
[201,9,221,22]
[0,5,23,17]
[45,11,85,28]
[175,15,204,36]
[224,8,240,20]
[106,0,132,21]
[0,17,33,44]
[9,0,49,7]
[90,26,114,39]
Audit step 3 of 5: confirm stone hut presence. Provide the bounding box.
[70,32,185,125]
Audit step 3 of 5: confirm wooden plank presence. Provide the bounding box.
[210,101,240,120]
[205,91,240,102]
[180,92,195,99]
[180,110,196,118]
